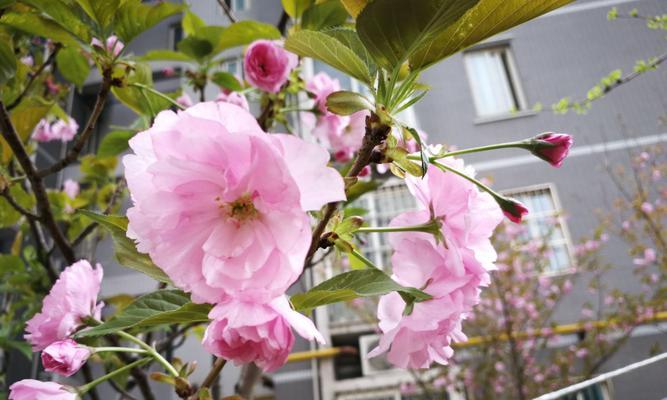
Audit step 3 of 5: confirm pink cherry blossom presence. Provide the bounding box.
[124,102,344,304]
[41,339,91,377]
[306,72,341,113]
[640,202,654,214]
[51,118,78,142]
[202,296,324,372]
[63,179,79,200]
[91,35,124,57]
[162,67,176,77]
[25,260,103,351]
[328,111,367,162]
[9,380,77,400]
[20,55,34,67]
[531,133,573,167]
[633,248,657,266]
[31,119,54,142]
[216,91,249,111]
[243,40,298,93]
[176,93,193,108]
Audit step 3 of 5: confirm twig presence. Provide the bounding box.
[196,357,226,397]
[1,188,39,220]
[7,45,62,111]
[0,101,75,263]
[37,68,113,178]
[216,0,238,23]
[107,336,156,400]
[107,376,140,400]
[277,11,289,35]
[71,178,126,248]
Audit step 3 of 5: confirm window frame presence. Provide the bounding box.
[463,44,529,121]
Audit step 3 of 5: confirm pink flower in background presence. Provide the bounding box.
[41,339,91,377]
[20,55,33,67]
[244,40,298,93]
[640,202,654,214]
[25,260,103,351]
[633,248,657,266]
[63,179,79,199]
[51,118,78,142]
[9,380,77,400]
[329,111,367,162]
[176,93,193,108]
[124,102,344,304]
[162,67,176,77]
[216,91,249,111]
[531,133,573,167]
[202,296,324,372]
[31,119,54,142]
[91,35,124,57]
[306,72,341,113]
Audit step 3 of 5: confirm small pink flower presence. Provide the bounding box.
[20,55,34,67]
[31,119,54,142]
[215,91,249,111]
[202,296,323,372]
[176,93,193,108]
[622,220,631,230]
[306,72,341,113]
[25,260,103,351]
[244,40,297,93]
[531,133,573,167]
[575,348,589,358]
[41,339,91,377]
[633,248,657,266]
[9,380,77,400]
[91,35,124,57]
[51,118,78,142]
[63,179,79,200]
[162,67,176,77]
[652,169,661,182]
[640,202,654,214]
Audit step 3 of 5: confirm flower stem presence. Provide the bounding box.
[93,346,150,355]
[432,160,500,200]
[130,82,186,111]
[349,248,380,270]
[78,358,151,395]
[357,221,439,234]
[116,331,179,376]
[408,141,529,161]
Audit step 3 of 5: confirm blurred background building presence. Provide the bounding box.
[32,0,667,399]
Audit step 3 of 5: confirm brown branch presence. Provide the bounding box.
[1,188,39,220]
[0,101,75,263]
[192,357,226,399]
[27,218,58,282]
[277,11,289,35]
[37,69,113,178]
[236,363,262,399]
[7,45,62,111]
[216,0,238,23]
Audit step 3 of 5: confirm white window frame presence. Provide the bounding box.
[463,44,529,121]
[219,0,250,14]
[501,183,576,276]
[220,57,243,79]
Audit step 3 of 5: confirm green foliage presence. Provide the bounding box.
[97,130,135,158]
[339,0,367,18]
[114,0,182,44]
[281,0,314,19]
[0,12,80,46]
[0,39,16,85]
[138,50,195,62]
[73,0,121,30]
[182,9,206,36]
[78,210,172,284]
[177,36,214,61]
[326,90,373,115]
[76,290,210,337]
[290,269,431,312]
[20,0,92,42]
[0,185,35,227]
[301,0,348,31]
[211,71,242,92]
[324,27,377,76]
[56,47,90,89]
[285,29,371,83]
[112,63,175,117]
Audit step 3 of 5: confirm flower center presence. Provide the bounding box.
[217,194,259,224]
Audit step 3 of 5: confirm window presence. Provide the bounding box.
[502,184,574,274]
[464,46,526,118]
[558,382,612,400]
[221,58,242,78]
[169,23,183,51]
[224,0,249,12]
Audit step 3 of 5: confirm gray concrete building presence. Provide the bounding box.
[46,0,667,399]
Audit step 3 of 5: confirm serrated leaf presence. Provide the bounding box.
[0,40,16,85]
[211,71,242,92]
[97,130,135,158]
[0,12,79,46]
[324,27,376,76]
[78,210,172,284]
[137,50,194,62]
[21,0,92,42]
[281,0,314,18]
[114,0,182,44]
[182,9,206,36]
[56,46,90,89]
[111,63,174,117]
[290,269,431,312]
[285,29,370,83]
[76,290,211,337]
[73,0,121,29]
[302,0,348,31]
[211,21,281,54]
[326,90,373,115]
[340,0,367,17]
[177,36,214,61]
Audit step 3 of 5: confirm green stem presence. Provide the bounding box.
[78,358,151,395]
[408,140,529,162]
[129,83,186,111]
[357,221,438,234]
[278,106,314,113]
[432,160,501,200]
[349,248,380,270]
[117,331,179,376]
[93,346,149,355]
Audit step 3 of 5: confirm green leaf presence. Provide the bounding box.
[340,0,367,17]
[346,179,381,203]
[73,0,121,29]
[211,71,242,92]
[20,0,92,42]
[97,130,135,158]
[182,9,206,36]
[0,186,35,228]
[0,336,32,359]
[326,90,373,115]
[56,46,90,89]
[211,21,281,54]
[302,0,349,31]
[0,40,16,85]
[290,269,431,312]
[78,210,172,284]
[285,29,370,83]
[114,0,183,44]
[76,290,211,337]
[402,125,428,176]
[0,12,79,46]
[137,49,194,62]
[177,36,214,61]
[281,0,314,18]
[324,27,376,75]
[356,0,479,70]
[112,63,174,117]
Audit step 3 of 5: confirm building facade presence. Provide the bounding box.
[51,0,667,399]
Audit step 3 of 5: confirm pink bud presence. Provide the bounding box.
[63,179,79,200]
[531,133,573,167]
[41,339,91,377]
[499,197,529,223]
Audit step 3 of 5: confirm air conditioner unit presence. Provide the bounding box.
[359,334,397,376]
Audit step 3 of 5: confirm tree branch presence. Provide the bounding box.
[71,178,126,248]
[37,69,113,178]
[0,101,75,263]
[7,45,62,111]
[216,0,238,23]
[1,188,39,220]
[191,357,226,399]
